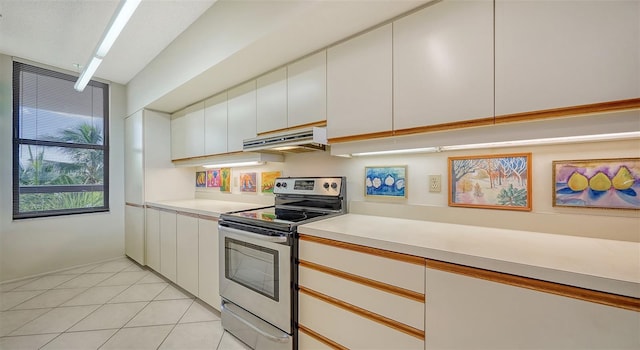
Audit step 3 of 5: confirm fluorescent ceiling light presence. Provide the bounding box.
[73,56,102,92]
[74,0,141,91]
[202,161,265,168]
[351,147,439,157]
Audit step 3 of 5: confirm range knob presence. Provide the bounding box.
[331,182,338,189]
[275,182,281,188]
[281,182,287,188]
[323,182,330,189]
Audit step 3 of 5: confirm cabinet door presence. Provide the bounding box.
[426,267,640,348]
[198,217,221,311]
[257,67,288,134]
[124,111,143,204]
[176,214,199,296]
[145,208,161,272]
[495,0,640,116]
[124,204,145,265]
[393,0,494,130]
[227,81,257,152]
[171,102,205,160]
[287,51,327,128]
[159,210,177,282]
[327,24,392,140]
[204,92,228,155]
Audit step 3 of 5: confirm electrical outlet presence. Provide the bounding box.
[429,175,441,193]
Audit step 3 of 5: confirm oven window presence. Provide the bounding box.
[225,237,280,301]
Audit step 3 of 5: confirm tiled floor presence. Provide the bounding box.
[0,257,251,350]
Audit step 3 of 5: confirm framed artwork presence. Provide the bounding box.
[206,169,221,188]
[195,171,206,188]
[220,168,231,193]
[552,157,639,210]
[261,171,282,193]
[448,153,532,211]
[239,172,257,193]
[365,166,407,198]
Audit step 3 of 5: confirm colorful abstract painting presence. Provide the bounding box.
[365,166,407,198]
[220,168,231,193]
[206,169,221,188]
[239,172,257,193]
[552,158,640,210]
[261,171,282,193]
[448,153,532,211]
[195,171,206,188]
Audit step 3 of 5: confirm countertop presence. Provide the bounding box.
[146,199,265,218]
[298,214,640,298]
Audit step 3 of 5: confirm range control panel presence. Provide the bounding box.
[273,177,343,196]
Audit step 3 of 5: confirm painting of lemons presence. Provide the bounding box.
[448,153,532,211]
[365,166,406,198]
[553,158,639,209]
[195,171,206,188]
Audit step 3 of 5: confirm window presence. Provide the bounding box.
[13,62,109,219]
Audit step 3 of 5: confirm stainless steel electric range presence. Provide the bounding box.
[218,176,347,350]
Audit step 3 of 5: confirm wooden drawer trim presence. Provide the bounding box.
[176,211,200,219]
[494,97,640,124]
[426,259,640,312]
[298,324,348,350]
[299,234,425,266]
[299,286,425,340]
[257,121,327,136]
[299,260,425,303]
[146,205,176,214]
[328,130,395,144]
[198,214,218,221]
[125,202,145,208]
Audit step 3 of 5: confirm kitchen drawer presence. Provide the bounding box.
[298,291,424,350]
[299,265,424,330]
[298,236,424,293]
[298,328,335,350]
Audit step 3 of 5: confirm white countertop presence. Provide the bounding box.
[146,199,264,218]
[299,214,640,298]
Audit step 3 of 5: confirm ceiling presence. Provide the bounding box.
[1,0,433,114]
[0,0,216,85]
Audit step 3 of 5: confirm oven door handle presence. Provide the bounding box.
[219,225,289,244]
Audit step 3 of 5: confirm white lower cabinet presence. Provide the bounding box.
[425,265,640,349]
[124,204,145,265]
[198,217,221,311]
[145,207,161,272]
[297,235,425,349]
[176,213,199,296]
[159,210,177,283]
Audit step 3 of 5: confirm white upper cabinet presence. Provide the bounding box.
[204,92,228,155]
[327,24,393,140]
[495,0,640,116]
[171,102,205,159]
[257,67,288,134]
[287,51,327,128]
[393,0,494,131]
[227,80,257,152]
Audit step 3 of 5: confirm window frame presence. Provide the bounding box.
[12,62,110,219]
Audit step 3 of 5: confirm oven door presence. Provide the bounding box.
[219,224,291,333]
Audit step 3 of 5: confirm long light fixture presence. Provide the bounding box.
[202,161,265,169]
[74,0,141,91]
[351,147,439,157]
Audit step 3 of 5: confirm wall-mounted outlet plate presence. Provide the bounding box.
[429,175,441,193]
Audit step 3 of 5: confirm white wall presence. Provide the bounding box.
[0,54,126,282]
[196,139,640,243]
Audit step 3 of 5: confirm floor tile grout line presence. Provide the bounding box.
[155,298,196,350]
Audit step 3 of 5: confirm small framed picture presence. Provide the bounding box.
[448,153,532,211]
[365,166,407,198]
[195,171,206,188]
[552,158,639,210]
[261,171,282,193]
[239,172,257,193]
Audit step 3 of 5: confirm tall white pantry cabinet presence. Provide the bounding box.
[123,109,192,266]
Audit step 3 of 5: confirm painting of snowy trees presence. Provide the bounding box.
[448,153,532,211]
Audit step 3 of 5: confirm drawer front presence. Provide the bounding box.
[299,292,424,350]
[298,328,337,350]
[299,238,424,293]
[299,265,424,330]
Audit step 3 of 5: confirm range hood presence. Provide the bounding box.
[243,127,327,153]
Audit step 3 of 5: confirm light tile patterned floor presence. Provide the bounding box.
[0,257,251,350]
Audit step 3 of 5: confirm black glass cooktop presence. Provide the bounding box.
[226,207,329,224]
